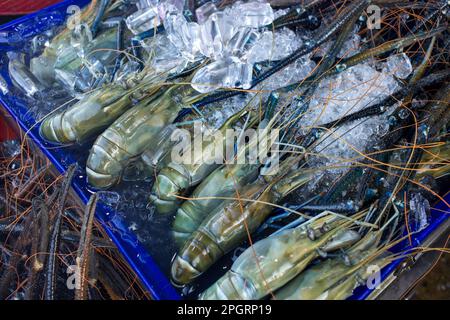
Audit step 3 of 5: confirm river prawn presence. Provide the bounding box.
[170,92,286,246]
[40,77,163,144]
[198,212,366,300]
[150,98,263,215]
[170,158,317,285]
[274,225,385,299]
[292,219,402,301]
[86,84,195,189]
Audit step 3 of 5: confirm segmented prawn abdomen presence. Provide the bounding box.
[86,86,184,189]
[172,163,260,247]
[199,271,257,300]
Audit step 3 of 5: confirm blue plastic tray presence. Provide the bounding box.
[0,0,448,300]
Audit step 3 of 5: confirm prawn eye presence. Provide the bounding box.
[307,227,316,241]
[321,223,330,233]
[307,15,321,29]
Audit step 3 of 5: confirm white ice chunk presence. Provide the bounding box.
[115,60,142,83]
[297,63,399,182]
[163,10,202,61]
[0,75,8,95]
[137,0,159,10]
[245,28,302,64]
[227,28,260,57]
[145,35,188,74]
[384,53,413,79]
[198,11,237,59]
[196,2,218,24]
[126,8,161,35]
[160,0,278,91]
[302,64,399,126]
[273,8,290,20]
[157,0,185,20]
[233,1,275,28]
[409,193,430,232]
[255,56,316,91]
[192,56,253,93]
[201,93,257,129]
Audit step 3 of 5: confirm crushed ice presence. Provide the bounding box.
[409,193,430,232]
[384,52,413,79]
[297,59,408,192]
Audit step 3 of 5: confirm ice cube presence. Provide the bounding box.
[115,61,142,83]
[9,59,45,98]
[245,28,302,64]
[192,56,253,93]
[255,56,316,91]
[137,0,159,10]
[126,7,161,35]
[274,8,290,20]
[0,74,9,95]
[158,0,185,20]
[198,11,236,59]
[164,10,202,61]
[196,2,218,24]
[234,1,275,28]
[409,193,430,232]
[227,28,260,57]
[295,62,400,177]
[384,53,413,79]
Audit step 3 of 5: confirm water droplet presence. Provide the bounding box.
[398,109,409,119]
[388,115,397,125]
[336,64,346,72]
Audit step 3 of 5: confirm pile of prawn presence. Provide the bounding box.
[0,0,449,300]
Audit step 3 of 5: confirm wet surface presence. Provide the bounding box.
[413,252,450,300]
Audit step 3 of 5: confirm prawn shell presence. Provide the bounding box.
[86,85,184,189]
[276,231,380,300]
[319,256,389,300]
[151,106,253,215]
[274,259,343,300]
[172,164,260,247]
[152,165,191,202]
[151,161,222,215]
[200,228,361,299]
[199,229,320,300]
[171,231,223,285]
[86,132,128,189]
[32,28,119,86]
[171,184,274,285]
[275,247,374,300]
[199,271,258,300]
[40,84,133,144]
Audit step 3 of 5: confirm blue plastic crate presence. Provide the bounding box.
[0,0,448,300]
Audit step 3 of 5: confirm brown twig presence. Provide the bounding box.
[75,193,98,300]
